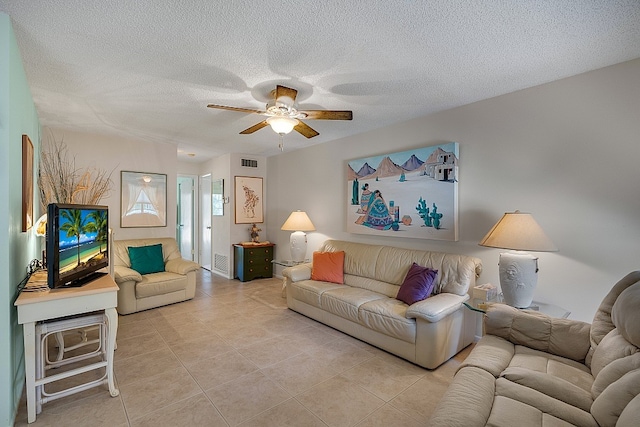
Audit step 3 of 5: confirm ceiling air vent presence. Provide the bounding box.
[241,159,258,168]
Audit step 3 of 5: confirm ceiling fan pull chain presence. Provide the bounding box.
[279,134,284,151]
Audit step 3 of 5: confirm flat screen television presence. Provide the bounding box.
[46,203,109,288]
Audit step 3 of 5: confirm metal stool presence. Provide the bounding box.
[34,313,111,413]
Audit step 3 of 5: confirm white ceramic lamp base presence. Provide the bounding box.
[498,252,539,308]
[289,231,308,263]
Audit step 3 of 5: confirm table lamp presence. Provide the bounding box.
[479,210,557,308]
[281,210,315,262]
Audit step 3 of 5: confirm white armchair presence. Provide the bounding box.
[112,237,200,315]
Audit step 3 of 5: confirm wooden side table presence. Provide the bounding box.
[233,243,275,282]
[15,273,120,423]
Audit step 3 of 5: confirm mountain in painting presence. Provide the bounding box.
[356,162,376,177]
[401,154,424,171]
[368,156,405,179]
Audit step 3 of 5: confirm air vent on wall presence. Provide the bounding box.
[214,253,229,275]
[241,159,258,168]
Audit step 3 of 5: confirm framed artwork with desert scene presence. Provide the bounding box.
[346,142,459,241]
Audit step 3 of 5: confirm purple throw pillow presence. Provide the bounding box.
[396,263,438,305]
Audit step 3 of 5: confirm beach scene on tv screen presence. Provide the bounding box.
[58,208,108,277]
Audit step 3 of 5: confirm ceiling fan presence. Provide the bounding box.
[207,85,353,139]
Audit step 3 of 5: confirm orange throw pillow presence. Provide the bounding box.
[311,251,345,284]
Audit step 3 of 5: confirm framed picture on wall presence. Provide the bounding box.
[234,176,263,224]
[121,171,167,227]
[22,135,34,232]
[346,142,459,241]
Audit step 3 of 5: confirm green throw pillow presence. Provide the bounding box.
[128,244,165,275]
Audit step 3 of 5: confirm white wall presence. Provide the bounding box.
[197,152,266,278]
[266,58,640,322]
[43,128,178,241]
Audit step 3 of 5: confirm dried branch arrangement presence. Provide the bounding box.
[38,132,114,211]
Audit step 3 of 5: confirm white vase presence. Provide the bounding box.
[499,252,539,308]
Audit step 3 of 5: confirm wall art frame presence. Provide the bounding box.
[346,142,459,241]
[234,176,263,224]
[22,134,34,232]
[120,171,167,228]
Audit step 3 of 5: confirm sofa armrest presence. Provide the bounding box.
[114,265,142,284]
[428,366,494,427]
[165,258,200,275]
[484,303,591,362]
[406,293,469,323]
[282,263,312,282]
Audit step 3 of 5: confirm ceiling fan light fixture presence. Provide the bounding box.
[267,116,298,135]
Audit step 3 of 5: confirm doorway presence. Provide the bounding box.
[200,174,212,270]
[177,175,196,261]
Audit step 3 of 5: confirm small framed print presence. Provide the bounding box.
[234,176,263,224]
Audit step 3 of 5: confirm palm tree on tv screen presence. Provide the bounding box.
[60,209,89,267]
[85,210,108,254]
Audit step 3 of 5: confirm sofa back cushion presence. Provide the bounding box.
[591,368,640,427]
[113,237,182,268]
[592,353,640,399]
[319,240,482,297]
[590,329,639,378]
[587,271,640,366]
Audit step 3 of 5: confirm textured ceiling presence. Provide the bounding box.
[2,1,640,161]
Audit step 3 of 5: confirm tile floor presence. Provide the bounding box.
[14,269,473,426]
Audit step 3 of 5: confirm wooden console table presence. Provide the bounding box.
[15,273,120,423]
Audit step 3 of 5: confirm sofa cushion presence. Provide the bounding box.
[358,298,416,343]
[592,353,640,399]
[486,395,577,427]
[617,393,640,427]
[509,346,593,392]
[591,368,640,427]
[484,304,591,362]
[128,243,165,275]
[135,271,187,298]
[460,335,515,378]
[590,329,639,378]
[611,282,640,347]
[288,280,343,308]
[311,251,345,284]
[500,366,593,412]
[494,378,598,427]
[321,287,386,323]
[396,263,437,305]
[343,274,400,298]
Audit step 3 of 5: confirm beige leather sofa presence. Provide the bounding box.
[112,237,200,315]
[283,239,483,369]
[429,271,640,427]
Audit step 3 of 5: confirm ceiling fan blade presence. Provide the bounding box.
[294,121,319,139]
[275,85,298,106]
[239,120,269,135]
[207,104,265,115]
[301,110,353,120]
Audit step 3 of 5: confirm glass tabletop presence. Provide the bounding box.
[464,294,570,318]
[271,260,308,267]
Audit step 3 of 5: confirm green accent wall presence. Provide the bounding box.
[0,12,41,426]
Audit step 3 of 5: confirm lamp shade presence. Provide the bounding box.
[281,211,315,231]
[479,210,557,252]
[267,117,298,135]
